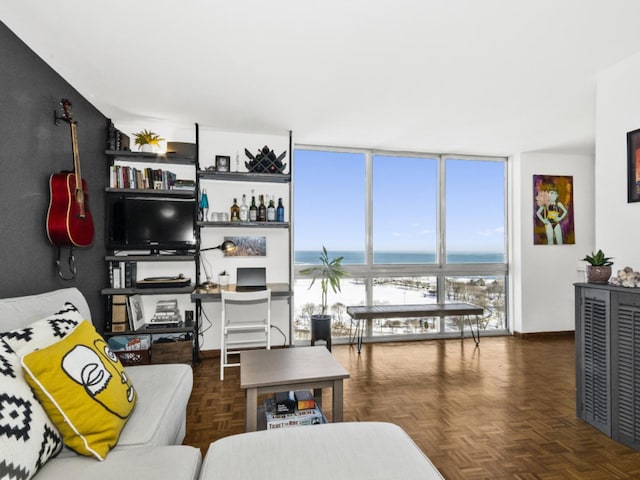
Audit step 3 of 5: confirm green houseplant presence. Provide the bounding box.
[582,249,613,284]
[300,247,348,348]
[133,129,164,152]
[300,246,348,316]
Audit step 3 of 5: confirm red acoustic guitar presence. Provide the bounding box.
[46,99,95,248]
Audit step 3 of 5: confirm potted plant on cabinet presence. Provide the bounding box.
[133,129,164,152]
[300,246,348,350]
[582,249,614,284]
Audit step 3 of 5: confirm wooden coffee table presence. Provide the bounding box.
[240,346,350,432]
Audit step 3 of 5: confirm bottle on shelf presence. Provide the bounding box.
[267,195,276,222]
[276,197,285,222]
[258,195,267,222]
[249,195,258,222]
[239,194,249,222]
[230,198,240,222]
[200,189,209,222]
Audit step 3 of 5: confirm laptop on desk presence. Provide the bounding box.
[236,267,267,291]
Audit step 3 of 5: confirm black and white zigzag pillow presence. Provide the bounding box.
[0,302,83,356]
[0,339,63,480]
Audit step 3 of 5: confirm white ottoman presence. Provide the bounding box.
[199,422,444,480]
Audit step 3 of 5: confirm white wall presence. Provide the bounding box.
[511,152,594,333]
[596,52,640,268]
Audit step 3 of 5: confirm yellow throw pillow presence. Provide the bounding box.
[21,320,136,460]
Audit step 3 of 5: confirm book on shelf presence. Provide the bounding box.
[263,397,325,430]
[127,295,146,331]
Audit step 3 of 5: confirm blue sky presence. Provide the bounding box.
[294,149,505,253]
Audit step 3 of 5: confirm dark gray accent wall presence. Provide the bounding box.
[0,21,107,330]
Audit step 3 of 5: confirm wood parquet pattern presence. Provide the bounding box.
[183,336,640,479]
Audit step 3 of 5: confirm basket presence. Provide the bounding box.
[116,349,151,366]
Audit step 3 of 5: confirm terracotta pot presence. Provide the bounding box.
[586,265,612,284]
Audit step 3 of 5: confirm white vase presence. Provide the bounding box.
[140,144,156,153]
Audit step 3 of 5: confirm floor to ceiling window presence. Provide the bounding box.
[293,147,508,345]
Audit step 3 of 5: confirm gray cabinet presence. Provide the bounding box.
[575,283,640,449]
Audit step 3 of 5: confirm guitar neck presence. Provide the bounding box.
[69,121,86,217]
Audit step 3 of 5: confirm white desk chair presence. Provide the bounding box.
[220,289,271,380]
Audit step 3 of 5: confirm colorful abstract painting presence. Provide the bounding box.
[533,175,575,245]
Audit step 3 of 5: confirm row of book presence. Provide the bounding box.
[106,120,130,152]
[264,390,325,429]
[109,261,137,289]
[110,165,190,191]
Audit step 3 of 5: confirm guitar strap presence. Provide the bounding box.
[55,246,77,280]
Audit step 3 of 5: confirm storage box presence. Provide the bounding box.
[109,335,152,365]
[152,339,192,364]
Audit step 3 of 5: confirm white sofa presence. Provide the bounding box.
[0,287,445,480]
[0,287,201,480]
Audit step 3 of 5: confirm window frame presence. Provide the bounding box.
[293,145,509,343]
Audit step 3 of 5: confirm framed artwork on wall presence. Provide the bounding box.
[627,128,640,202]
[533,174,575,245]
[223,236,266,256]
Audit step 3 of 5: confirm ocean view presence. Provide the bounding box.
[295,250,505,265]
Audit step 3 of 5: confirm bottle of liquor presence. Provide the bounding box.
[200,189,209,222]
[267,195,276,221]
[239,194,249,222]
[276,197,285,222]
[258,195,267,222]
[230,198,240,222]
[249,195,258,221]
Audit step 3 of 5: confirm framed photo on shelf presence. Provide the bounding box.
[215,155,230,172]
[627,128,640,202]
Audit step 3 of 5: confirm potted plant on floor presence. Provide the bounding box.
[582,249,613,284]
[300,246,348,349]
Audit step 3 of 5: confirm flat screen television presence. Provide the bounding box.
[107,196,197,253]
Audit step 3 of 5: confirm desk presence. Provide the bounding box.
[191,282,292,300]
[240,346,349,432]
[347,303,483,353]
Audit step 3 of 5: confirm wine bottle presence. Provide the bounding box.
[267,195,276,221]
[249,195,258,221]
[258,194,267,222]
[276,197,285,222]
[230,198,240,222]
[239,194,249,221]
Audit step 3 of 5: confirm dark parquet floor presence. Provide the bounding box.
[183,336,640,479]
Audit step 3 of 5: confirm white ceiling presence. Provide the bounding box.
[3,0,640,156]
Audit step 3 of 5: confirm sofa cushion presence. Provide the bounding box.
[0,287,91,331]
[21,321,136,460]
[0,339,63,480]
[36,445,202,480]
[0,302,83,354]
[119,363,193,447]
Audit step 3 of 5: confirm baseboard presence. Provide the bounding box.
[513,330,574,340]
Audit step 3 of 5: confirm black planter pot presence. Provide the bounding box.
[310,314,332,351]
